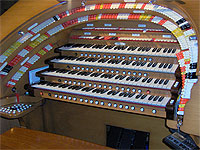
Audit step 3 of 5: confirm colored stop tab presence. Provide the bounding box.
[179,104,185,108]
[178,107,184,111]
[176,51,184,60]
[16,93,20,104]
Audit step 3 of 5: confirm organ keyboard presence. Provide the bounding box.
[26,20,182,120]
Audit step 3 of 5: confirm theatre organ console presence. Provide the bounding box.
[0,0,199,149]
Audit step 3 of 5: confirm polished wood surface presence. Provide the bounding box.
[181,76,200,136]
[0,0,58,40]
[0,127,113,149]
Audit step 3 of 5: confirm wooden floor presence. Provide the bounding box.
[0,127,112,149]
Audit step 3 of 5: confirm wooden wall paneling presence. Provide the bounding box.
[22,99,170,149]
[181,76,200,136]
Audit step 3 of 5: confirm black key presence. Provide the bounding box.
[98,58,104,63]
[81,87,87,91]
[119,92,124,96]
[90,73,96,77]
[112,91,120,95]
[126,76,132,81]
[68,70,78,75]
[126,60,132,65]
[164,79,169,85]
[79,57,87,61]
[102,59,109,63]
[85,72,92,76]
[167,48,172,53]
[135,77,142,82]
[96,89,101,93]
[64,43,74,47]
[128,93,135,97]
[91,58,99,62]
[109,59,116,64]
[69,56,77,60]
[63,56,69,60]
[152,48,157,52]
[46,82,52,86]
[52,83,60,87]
[158,97,164,102]
[130,76,136,81]
[153,96,159,101]
[83,44,92,48]
[119,75,126,80]
[147,78,153,83]
[98,45,105,49]
[104,45,109,49]
[147,62,153,67]
[86,87,94,92]
[75,86,83,90]
[146,47,151,52]
[100,74,106,78]
[123,92,130,97]
[141,94,147,99]
[163,48,168,53]
[59,84,69,88]
[137,47,143,51]
[122,60,127,65]
[107,90,113,95]
[148,96,154,100]
[108,45,115,49]
[40,81,48,85]
[142,47,146,51]
[152,63,158,67]
[136,94,142,99]
[163,63,169,68]
[157,48,162,52]
[142,78,148,82]
[136,61,142,66]
[108,74,115,79]
[114,46,119,50]
[71,86,78,90]
[159,79,164,84]
[159,63,164,68]
[168,64,173,69]
[100,89,108,94]
[154,79,160,84]
[68,85,75,89]
[62,69,70,73]
[85,58,92,62]
[132,61,137,66]
[94,73,102,77]
[141,61,147,66]
[127,46,137,51]
[172,49,176,53]
[116,60,122,64]
[92,89,98,93]
[115,75,121,79]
